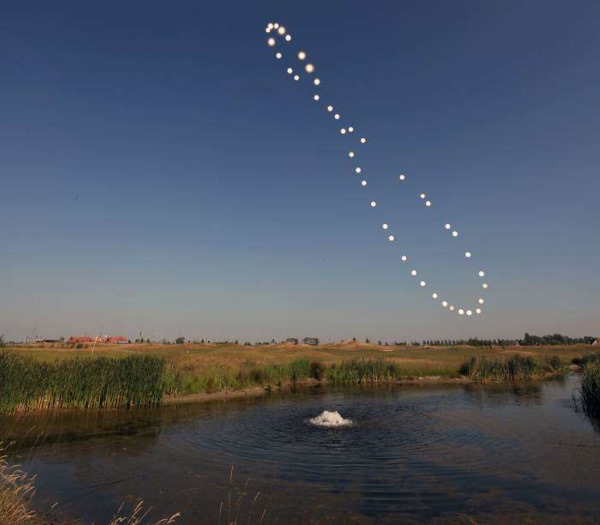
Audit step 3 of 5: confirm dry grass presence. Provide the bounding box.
[218,467,266,525]
[0,448,40,525]
[10,341,591,369]
[108,501,180,525]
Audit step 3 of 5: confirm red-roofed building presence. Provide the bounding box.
[106,336,129,344]
[68,336,94,344]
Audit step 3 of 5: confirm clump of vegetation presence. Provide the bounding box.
[0,351,166,413]
[572,353,600,367]
[544,355,562,371]
[309,361,326,381]
[459,354,551,381]
[326,359,402,384]
[578,360,600,419]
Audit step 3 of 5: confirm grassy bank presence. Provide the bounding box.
[1,343,587,411]
[164,358,314,395]
[166,357,459,396]
[0,351,165,413]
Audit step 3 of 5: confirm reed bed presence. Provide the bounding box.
[459,354,561,382]
[0,351,166,413]
[579,361,600,419]
[326,358,403,384]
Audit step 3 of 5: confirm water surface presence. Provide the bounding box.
[3,374,599,524]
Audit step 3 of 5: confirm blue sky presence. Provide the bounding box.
[1,0,599,342]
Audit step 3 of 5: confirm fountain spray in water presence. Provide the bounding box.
[308,410,353,427]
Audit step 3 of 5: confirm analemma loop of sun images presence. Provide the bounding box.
[265,21,489,319]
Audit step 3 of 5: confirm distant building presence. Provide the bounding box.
[592,338,599,346]
[106,336,129,344]
[285,338,299,345]
[303,337,319,346]
[68,336,94,344]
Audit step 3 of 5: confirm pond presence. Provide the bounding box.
[2,374,599,524]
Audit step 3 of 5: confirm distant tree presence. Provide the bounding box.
[378,340,382,346]
[175,337,186,345]
[235,340,239,345]
[146,338,150,343]
[365,338,370,344]
[0,335,4,347]
[352,337,356,342]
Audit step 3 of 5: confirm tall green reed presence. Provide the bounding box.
[0,351,165,413]
[326,359,403,384]
[459,354,552,381]
[579,361,600,419]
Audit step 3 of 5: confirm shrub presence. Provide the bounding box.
[545,355,562,371]
[579,353,600,367]
[310,361,326,381]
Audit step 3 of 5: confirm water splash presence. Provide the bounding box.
[308,410,353,428]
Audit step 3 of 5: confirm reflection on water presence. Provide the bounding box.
[2,374,600,524]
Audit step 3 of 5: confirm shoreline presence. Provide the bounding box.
[161,366,576,407]
[162,375,473,406]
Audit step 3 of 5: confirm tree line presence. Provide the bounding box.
[412,333,596,347]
